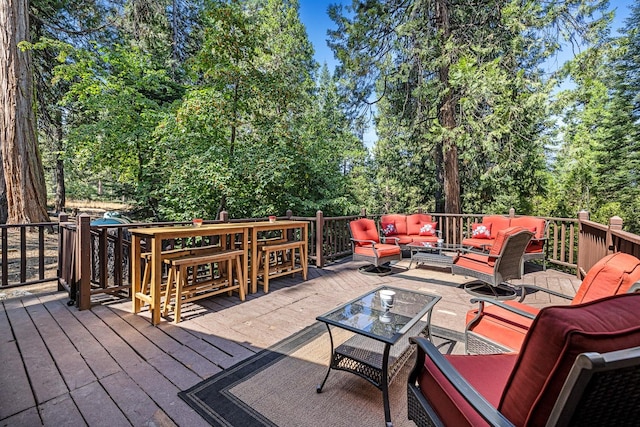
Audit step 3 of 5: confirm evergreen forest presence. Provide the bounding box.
[7,0,640,232]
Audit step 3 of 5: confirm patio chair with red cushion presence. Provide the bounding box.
[349,218,401,275]
[407,292,640,427]
[465,252,640,354]
[451,226,534,300]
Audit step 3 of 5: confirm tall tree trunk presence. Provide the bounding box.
[54,110,65,212]
[0,0,50,224]
[435,0,461,215]
[0,160,7,223]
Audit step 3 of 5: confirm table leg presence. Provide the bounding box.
[251,227,258,294]
[381,343,393,427]
[316,323,334,393]
[302,224,308,279]
[242,228,249,296]
[132,235,142,313]
[151,237,162,325]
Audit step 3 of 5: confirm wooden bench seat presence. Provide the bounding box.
[162,249,245,323]
[259,241,307,293]
[139,245,223,295]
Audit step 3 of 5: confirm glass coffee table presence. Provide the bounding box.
[316,286,441,427]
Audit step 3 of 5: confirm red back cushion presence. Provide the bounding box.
[572,252,640,304]
[511,217,546,239]
[499,293,640,426]
[482,215,511,238]
[488,226,527,257]
[381,214,408,235]
[349,218,380,245]
[407,214,433,235]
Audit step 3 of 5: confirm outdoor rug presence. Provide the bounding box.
[179,322,462,427]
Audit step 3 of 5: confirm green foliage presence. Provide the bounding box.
[27,0,640,232]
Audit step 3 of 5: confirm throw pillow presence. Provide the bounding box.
[419,222,438,236]
[472,223,491,239]
[381,221,397,236]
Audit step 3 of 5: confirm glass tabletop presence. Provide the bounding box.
[316,286,441,345]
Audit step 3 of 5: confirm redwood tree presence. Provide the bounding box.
[0,0,50,223]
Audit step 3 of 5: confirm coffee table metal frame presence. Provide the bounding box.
[316,286,441,427]
[407,242,462,269]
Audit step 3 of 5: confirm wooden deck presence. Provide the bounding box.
[0,258,580,426]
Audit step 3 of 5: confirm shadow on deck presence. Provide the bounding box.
[0,258,580,426]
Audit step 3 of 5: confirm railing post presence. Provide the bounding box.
[76,214,91,310]
[576,210,590,278]
[57,214,68,291]
[608,216,623,254]
[360,208,366,217]
[286,209,293,219]
[316,210,324,268]
[509,208,515,218]
[219,211,228,222]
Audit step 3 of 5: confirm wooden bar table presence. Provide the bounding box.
[130,223,250,325]
[249,220,309,293]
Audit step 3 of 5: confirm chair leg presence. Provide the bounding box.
[174,266,186,324]
[162,266,175,316]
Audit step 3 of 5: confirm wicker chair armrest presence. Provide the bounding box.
[458,247,499,259]
[381,236,400,245]
[350,237,378,246]
[470,297,537,320]
[409,336,514,427]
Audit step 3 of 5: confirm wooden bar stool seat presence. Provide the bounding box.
[259,241,307,293]
[162,249,245,323]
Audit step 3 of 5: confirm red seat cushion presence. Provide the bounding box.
[385,234,411,245]
[461,237,496,249]
[349,218,380,246]
[466,301,539,351]
[571,252,640,304]
[411,235,439,244]
[453,252,495,275]
[419,353,517,427]
[353,244,401,258]
[407,213,433,235]
[498,293,640,426]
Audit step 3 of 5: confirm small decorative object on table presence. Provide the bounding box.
[379,289,396,322]
[268,215,277,223]
[192,218,203,227]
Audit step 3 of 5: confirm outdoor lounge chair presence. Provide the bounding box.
[349,217,401,275]
[465,252,640,354]
[451,226,534,300]
[407,293,640,427]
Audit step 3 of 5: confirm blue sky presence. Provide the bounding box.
[298,0,348,72]
[299,0,635,73]
[297,0,635,147]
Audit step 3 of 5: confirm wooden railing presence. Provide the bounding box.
[3,209,640,309]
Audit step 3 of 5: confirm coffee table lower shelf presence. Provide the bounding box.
[316,320,429,427]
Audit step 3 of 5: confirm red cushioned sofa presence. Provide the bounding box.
[408,292,640,426]
[463,215,549,270]
[379,213,441,248]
